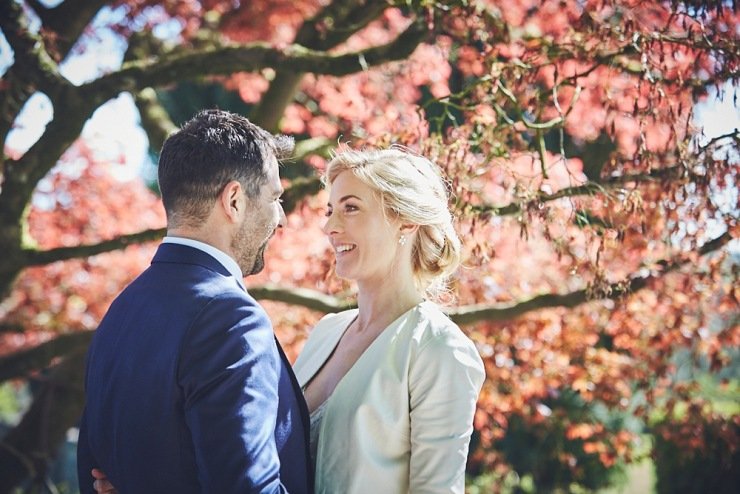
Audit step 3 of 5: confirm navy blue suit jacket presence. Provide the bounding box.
[77,243,313,493]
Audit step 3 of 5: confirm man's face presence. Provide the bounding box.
[231,154,285,275]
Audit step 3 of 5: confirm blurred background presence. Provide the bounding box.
[0,0,738,492]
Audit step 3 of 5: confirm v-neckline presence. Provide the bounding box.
[304,301,427,411]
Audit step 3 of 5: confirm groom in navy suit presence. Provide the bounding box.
[77,110,312,493]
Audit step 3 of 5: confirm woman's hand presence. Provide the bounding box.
[91,468,118,494]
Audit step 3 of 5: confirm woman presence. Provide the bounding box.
[92,147,485,493]
[296,147,484,493]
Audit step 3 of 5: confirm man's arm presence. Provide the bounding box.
[179,293,287,494]
[76,410,97,494]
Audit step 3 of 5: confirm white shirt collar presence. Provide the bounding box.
[162,236,245,289]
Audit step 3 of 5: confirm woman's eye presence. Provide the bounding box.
[345,204,358,212]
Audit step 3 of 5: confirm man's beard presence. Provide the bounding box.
[245,242,268,275]
[231,218,270,276]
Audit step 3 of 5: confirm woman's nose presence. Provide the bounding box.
[322,212,339,236]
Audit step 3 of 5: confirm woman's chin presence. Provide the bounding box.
[333,264,356,282]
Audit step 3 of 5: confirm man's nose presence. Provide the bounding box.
[277,204,287,228]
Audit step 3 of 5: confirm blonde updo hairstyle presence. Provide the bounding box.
[324,147,461,299]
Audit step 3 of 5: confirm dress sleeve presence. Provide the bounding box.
[178,293,287,494]
[408,326,485,493]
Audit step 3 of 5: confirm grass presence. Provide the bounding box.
[597,460,655,494]
[467,460,656,494]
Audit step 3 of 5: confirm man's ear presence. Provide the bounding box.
[219,180,245,224]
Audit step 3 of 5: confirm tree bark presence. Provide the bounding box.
[0,351,86,493]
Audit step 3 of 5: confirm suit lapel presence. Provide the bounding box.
[274,337,314,488]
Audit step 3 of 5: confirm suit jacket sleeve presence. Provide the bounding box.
[76,409,96,494]
[408,329,485,493]
[178,292,286,494]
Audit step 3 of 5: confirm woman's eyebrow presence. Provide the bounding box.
[338,194,362,203]
[328,194,362,208]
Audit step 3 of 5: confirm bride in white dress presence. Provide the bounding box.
[296,148,484,494]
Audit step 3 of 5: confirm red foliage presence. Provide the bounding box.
[0,141,165,353]
[4,0,737,484]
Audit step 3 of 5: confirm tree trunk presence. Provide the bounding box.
[0,350,87,493]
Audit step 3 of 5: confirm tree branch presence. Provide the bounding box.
[469,162,703,218]
[0,85,104,229]
[16,154,330,270]
[85,17,428,104]
[246,232,733,325]
[250,0,388,130]
[0,0,70,144]
[0,16,427,232]
[28,0,109,60]
[452,231,733,325]
[3,232,729,386]
[282,176,324,214]
[292,136,334,162]
[697,129,740,152]
[123,31,178,154]
[249,284,357,313]
[293,0,388,52]
[0,0,67,89]
[0,323,23,334]
[536,32,732,90]
[21,228,167,268]
[0,351,86,492]
[133,87,178,154]
[16,138,331,271]
[277,136,335,211]
[0,331,92,383]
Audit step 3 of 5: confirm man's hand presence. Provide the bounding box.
[91,469,118,494]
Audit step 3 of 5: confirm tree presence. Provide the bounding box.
[0,0,737,491]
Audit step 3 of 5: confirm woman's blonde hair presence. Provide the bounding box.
[323,146,461,299]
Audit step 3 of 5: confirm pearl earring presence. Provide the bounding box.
[398,235,407,246]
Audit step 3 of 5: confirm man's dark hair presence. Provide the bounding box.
[157,109,294,226]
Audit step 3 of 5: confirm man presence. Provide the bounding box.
[77,109,313,493]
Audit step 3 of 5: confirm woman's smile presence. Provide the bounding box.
[335,243,356,254]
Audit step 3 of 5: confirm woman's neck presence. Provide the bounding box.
[354,276,424,335]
